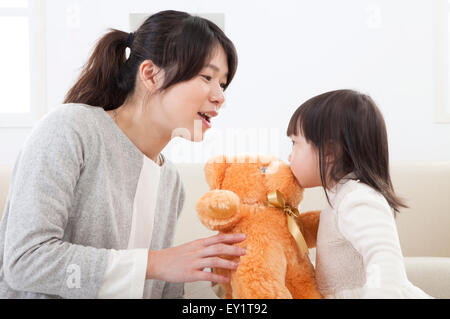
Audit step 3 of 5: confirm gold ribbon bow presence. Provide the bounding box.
[266,190,309,256]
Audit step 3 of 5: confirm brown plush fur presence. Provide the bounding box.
[196,154,323,299]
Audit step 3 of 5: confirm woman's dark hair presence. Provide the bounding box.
[64,10,238,110]
[287,89,407,214]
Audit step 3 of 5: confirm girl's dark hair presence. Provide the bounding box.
[287,89,407,214]
[64,10,238,110]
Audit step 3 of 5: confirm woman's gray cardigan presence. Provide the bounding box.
[0,104,185,299]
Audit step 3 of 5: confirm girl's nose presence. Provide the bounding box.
[288,153,292,163]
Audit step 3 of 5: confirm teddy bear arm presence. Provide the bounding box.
[196,190,242,231]
[297,210,321,248]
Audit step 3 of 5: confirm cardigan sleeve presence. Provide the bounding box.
[2,110,110,298]
[337,188,432,299]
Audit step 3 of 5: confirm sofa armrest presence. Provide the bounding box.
[183,281,219,299]
[404,257,450,299]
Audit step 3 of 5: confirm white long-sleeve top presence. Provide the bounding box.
[315,174,433,299]
[97,155,162,298]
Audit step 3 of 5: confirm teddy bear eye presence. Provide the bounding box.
[261,167,267,174]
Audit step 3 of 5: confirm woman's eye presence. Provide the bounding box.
[292,140,295,146]
[202,75,226,90]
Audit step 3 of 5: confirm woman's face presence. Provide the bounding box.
[155,45,229,142]
[288,132,322,188]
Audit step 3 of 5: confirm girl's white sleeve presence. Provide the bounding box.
[337,189,432,299]
[97,249,148,299]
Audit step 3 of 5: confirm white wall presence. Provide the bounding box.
[1,0,449,166]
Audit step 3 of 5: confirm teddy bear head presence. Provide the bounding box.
[204,154,304,208]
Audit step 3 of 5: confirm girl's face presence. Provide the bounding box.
[155,45,228,142]
[288,133,322,188]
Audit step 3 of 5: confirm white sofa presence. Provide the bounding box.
[1,162,450,299]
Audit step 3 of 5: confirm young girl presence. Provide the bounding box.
[287,89,432,299]
[0,10,246,299]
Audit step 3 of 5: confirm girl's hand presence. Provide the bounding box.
[146,233,247,283]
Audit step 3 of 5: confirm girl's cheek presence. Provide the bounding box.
[288,152,298,171]
[290,163,302,184]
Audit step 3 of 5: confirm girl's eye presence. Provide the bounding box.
[201,75,212,81]
[292,140,295,146]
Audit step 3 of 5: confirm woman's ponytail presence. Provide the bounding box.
[64,29,134,110]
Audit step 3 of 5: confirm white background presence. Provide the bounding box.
[0,0,449,165]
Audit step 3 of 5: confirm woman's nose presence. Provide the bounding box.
[288,153,292,163]
[210,85,225,108]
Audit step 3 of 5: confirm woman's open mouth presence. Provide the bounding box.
[197,112,212,128]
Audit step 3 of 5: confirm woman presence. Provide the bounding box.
[0,10,246,299]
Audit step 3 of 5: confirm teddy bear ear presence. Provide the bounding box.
[204,155,229,189]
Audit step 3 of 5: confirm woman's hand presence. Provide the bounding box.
[146,233,247,283]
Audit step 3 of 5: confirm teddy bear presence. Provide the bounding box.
[196,154,323,299]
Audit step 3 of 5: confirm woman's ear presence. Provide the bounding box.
[139,60,164,93]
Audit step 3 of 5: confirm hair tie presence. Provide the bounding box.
[126,32,134,48]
